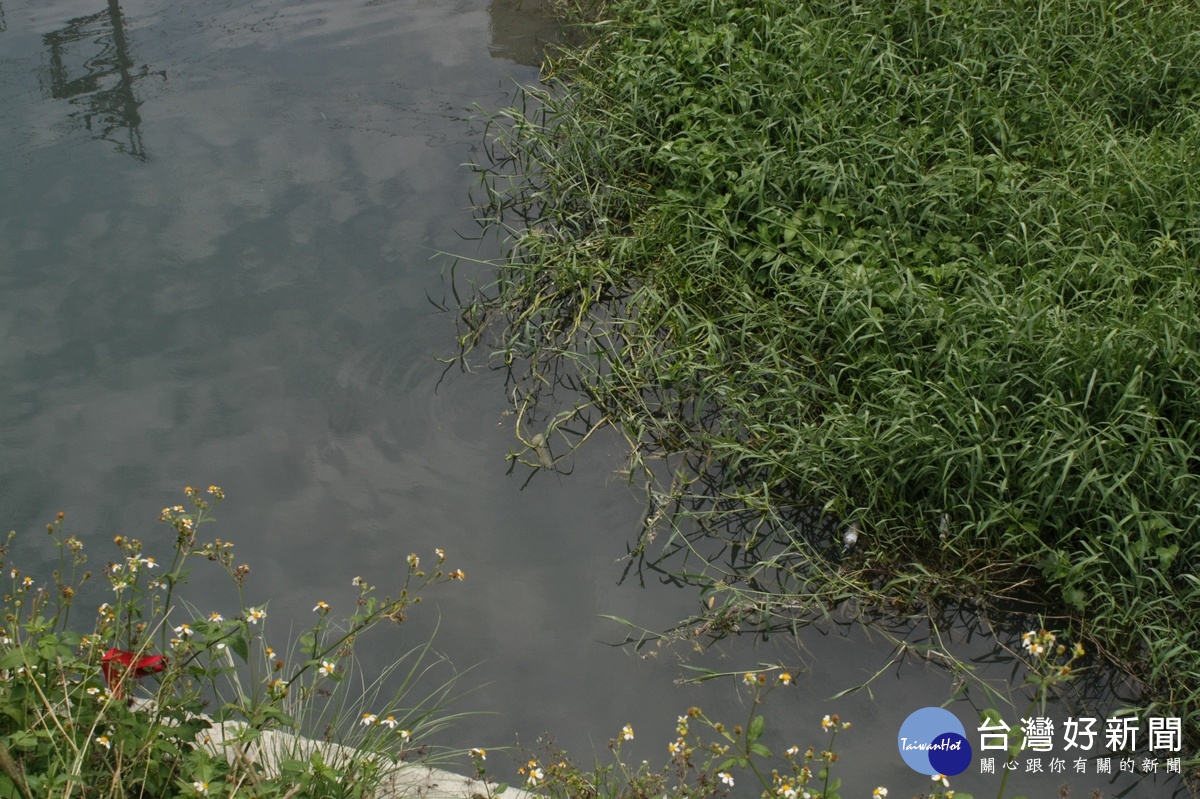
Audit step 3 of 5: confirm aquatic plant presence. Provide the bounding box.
[458,0,1200,762]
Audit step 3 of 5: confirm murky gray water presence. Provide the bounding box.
[0,1,1180,796]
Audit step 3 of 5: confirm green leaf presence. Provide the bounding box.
[0,649,29,670]
[828,777,842,791]
[749,742,771,758]
[227,634,249,663]
[0,774,18,798]
[254,704,296,728]
[494,784,509,795]
[1062,587,1086,611]
[747,714,765,742]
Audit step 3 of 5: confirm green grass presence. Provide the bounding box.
[460,0,1200,761]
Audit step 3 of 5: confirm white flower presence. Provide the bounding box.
[399,729,411,741]
[208,613,224,622]
[313,601,331,613]
[318,660,335,677]
[719,772,734,787]
[95,734,111,750]
[469,747,486,760]
[352,576,365,587]
[380,716,398,729]
[621,724,634,740]
[192,781,209,795]
[247,608,266,624]
[932,774,949,788]
[526,767,544,787]
[174,624,193,638]
[361,713,378,726]
[873,789,889,798]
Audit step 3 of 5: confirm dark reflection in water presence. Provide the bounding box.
[42,0,163,160]
[487,0,560,67]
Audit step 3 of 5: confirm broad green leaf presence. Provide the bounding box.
[747,714,765,741]
[227,634,249,663]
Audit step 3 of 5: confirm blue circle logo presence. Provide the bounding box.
[897,707,972,776]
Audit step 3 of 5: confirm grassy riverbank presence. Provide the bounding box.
[462,0,1200,760]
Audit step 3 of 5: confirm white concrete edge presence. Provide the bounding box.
[199,720,537,799]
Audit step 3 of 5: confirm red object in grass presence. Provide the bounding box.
[100,648,168,698]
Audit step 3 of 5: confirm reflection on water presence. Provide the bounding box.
[487,0,560,67]
[43,0,163,159]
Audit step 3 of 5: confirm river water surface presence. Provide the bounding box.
[0,1,1178,796]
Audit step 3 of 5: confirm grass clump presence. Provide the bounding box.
[0,489,473,798]
[460,0,1200,760]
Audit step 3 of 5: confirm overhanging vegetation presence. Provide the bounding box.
[459,0,1200,759]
